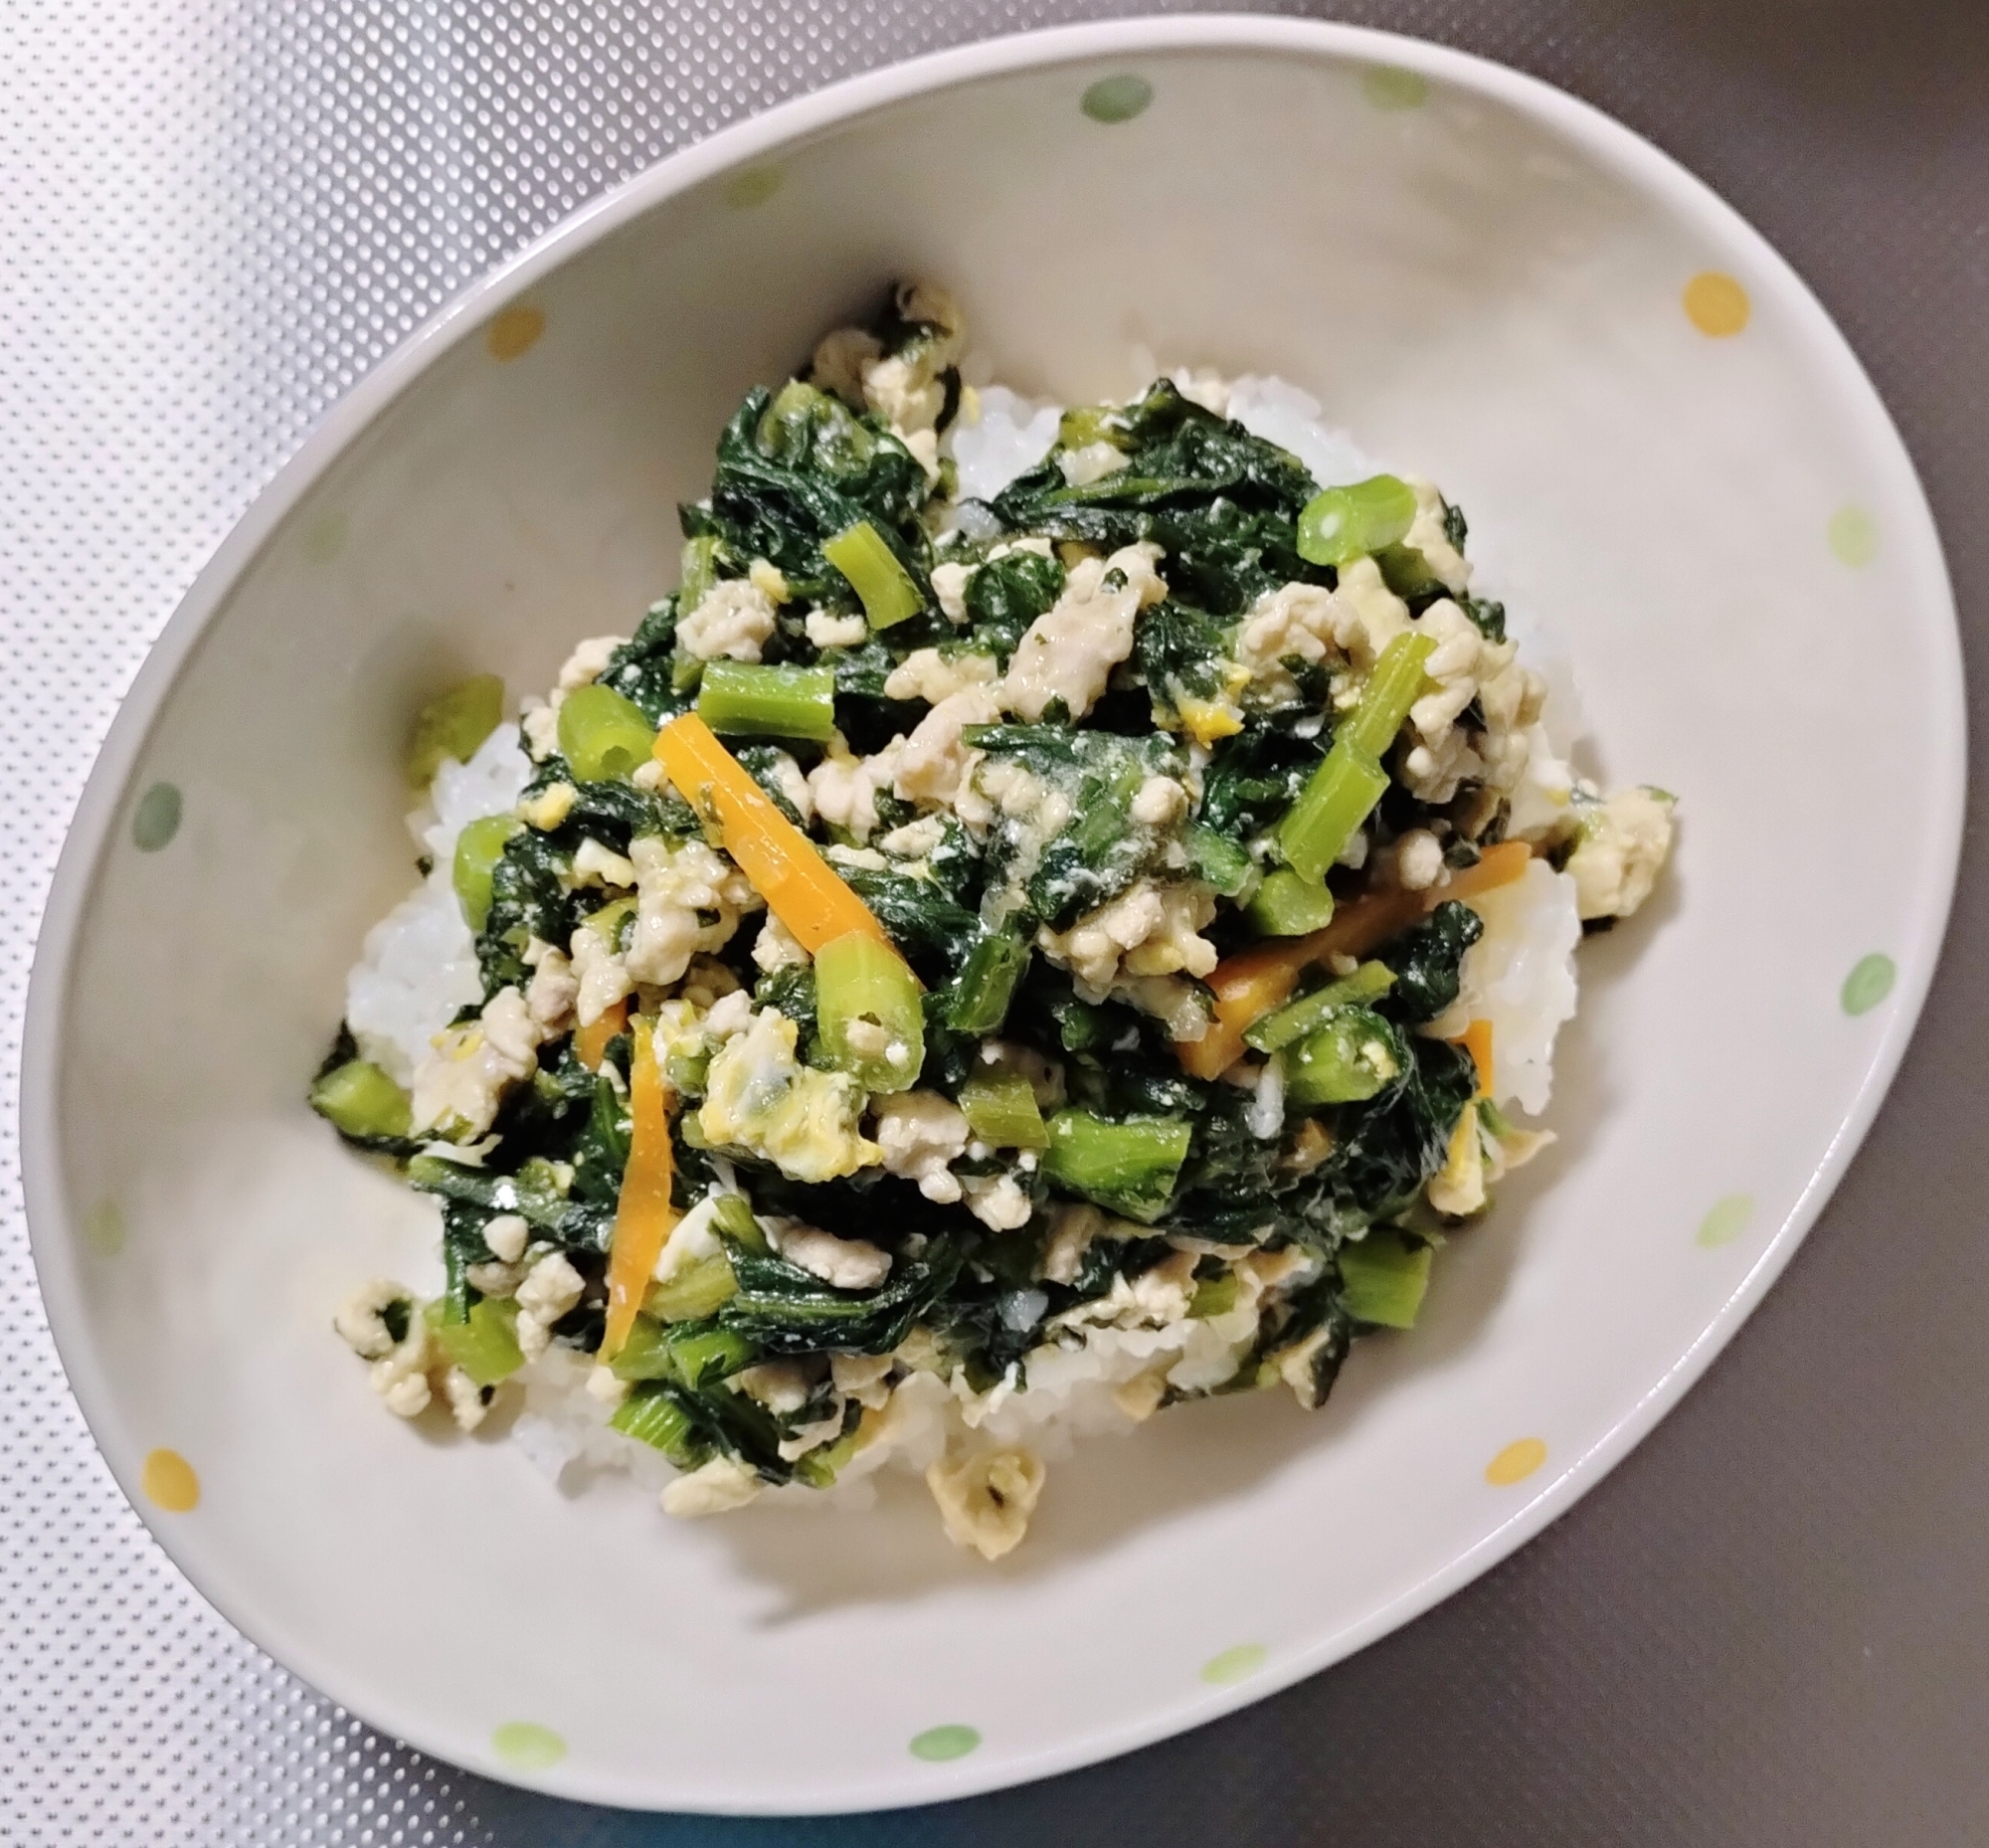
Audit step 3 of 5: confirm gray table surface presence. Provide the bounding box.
[2,2,1982,1841]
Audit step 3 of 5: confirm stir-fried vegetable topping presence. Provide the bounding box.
[316,281,1674,1555]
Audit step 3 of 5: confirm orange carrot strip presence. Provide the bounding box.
[574,996,629,1072]
[653,713,889,955]
[1441,838,1531,903]
[1455,1018,1495,1095]
[1178,840,1533,1081]
[600,1016,676,1363]
[1180,890,1424,1081]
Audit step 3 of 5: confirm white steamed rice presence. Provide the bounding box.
[345,721,532,1085]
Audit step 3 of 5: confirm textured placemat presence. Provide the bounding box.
[3,2,1982,1842]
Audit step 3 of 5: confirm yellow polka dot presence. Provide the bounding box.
[1362,67,1428,110]
[1485,1437,1546,1486]
[485,305,546,362]
[142,1448,200,1512]
[83,1200,126,1257]
[723,166,783,210]
[1827,504,1880,569]
[1200,1643,1267,1686]
[1683,272,1749,337]
[301,509,350,566]
[491,1721,566,1770]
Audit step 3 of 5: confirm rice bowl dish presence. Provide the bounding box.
[314,282,1675,1561]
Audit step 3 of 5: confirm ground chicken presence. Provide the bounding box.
[1565,787,1677,920]
[1003,542,1166,722]
[1039,880,1218,1002]
[768,1215,893,1289]
[677,578,778,661]
[624,835,762,988]
[410,987,545,1139]
[808,743,901,842]
[872,1091,972,1202]
[926,1447,1046,1561]
[882,648,998,705]
[893,686,1003,808]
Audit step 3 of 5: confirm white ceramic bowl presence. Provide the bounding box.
[23,15,1962,1815]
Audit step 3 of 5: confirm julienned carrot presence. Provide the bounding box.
[601,1016,677,1363]
[1441,839,1533,904]
[1178,840,1532,1081]
[1455,1017,1494,1095]
[574,996,629,1072]
[653,713,889,956]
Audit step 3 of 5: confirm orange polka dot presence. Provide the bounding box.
[486,305,546,362]
[1683,272,1749,337]
[142,1448,200,1512]
[1485,1437,1546,1486]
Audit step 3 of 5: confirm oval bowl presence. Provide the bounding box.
[22,14,1962,1815]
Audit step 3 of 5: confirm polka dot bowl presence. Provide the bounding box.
[20,16,1962,1816]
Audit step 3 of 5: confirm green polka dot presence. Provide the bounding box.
[1842,953,1896,1016]
[1362,67,1429,110]
[83,1201,126,1257]
[491,1722,565,1771]
[1696,1194,1753,1249]
[1081,75,1153,124]
[908,1725,980,1762]
[1200,1643,1266,1686]
[131,782,182,852]
[723,165,782,210]
[1828,504,1880,569]
[301,509,349,565]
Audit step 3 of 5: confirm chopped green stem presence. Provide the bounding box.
[1285,1008,1404,1106]
[1296,474,1418,568]
[944,928,1030,1034]
[1057,405,1126,452]
[452,814,521,932]
[814,930,926,1093]
[1374,543,1441,600]
[958,1071,1049,1150]
[644,1250,739,1324]
[711,1195,768,1252]
[1244,962,1397,1053]
[309,1058,413,1141]
[613,1305,752,1377]
[610,1313,675,1380]
[696,660,837,741]
[610,1384,711,1467]
[1246,867,1337,937]
[1278,633,1433,881]
[1338,1228,1432,1329]
[1189,1273,1239,1319]
[823,520,923,631]
[558,682,657,782]
[678,534,723,615]
[407,674,503,787]
[431,1296,524,1386]
[794,1419,861,1489]
[1277,743,1386,884]
[660,1323,756,1388]
[1043,1109,1192,1223]
[1344,632,1436,759]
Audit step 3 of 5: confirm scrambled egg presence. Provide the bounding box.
[697,1008,881,1183]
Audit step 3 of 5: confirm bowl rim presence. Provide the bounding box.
[20,9,1965,1815]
